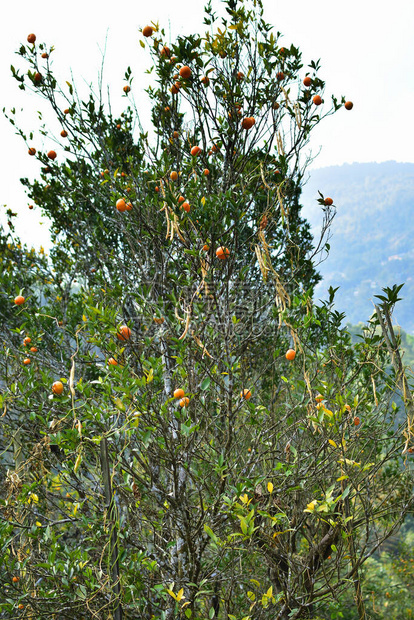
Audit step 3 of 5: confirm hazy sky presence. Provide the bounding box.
[1,0,414,247]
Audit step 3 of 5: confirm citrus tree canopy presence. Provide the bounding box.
[1,1,412,619]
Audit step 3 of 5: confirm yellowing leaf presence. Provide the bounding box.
[176,588,185,602]
[266,586,273,598]
[261,594,270,608]
[35,521,42,527]
[74,453,82,473]
[114,397,126,412]
[267,482,274,494]
[328,439,337,448]
[305,501,317,511]
[337,475,348,481]
[201,196,206,206]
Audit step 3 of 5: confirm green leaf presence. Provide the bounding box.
[200,377,210,390]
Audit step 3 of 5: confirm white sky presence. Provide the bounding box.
[1,0,414,248]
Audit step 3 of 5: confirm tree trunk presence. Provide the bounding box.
[100,436,123,620]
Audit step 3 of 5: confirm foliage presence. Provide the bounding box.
[1,2,413,619]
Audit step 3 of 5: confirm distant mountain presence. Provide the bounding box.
[301,161,414,332]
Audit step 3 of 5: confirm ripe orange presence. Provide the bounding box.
[276,71,285,81]
[30,346,38,353]
[179,66,192,79]
[203,168,210,176]
[18,604,24,610]
[154,317,165,324]
[241,388,252,400]
[34,72,42,83]
[313,95,322,106]
[28,204,34,209]
[272,101,280,110]
[173,131,179,139]
[303,76,312,87]
[125,202,133,211]
[23,358,31,365]
[170,171,178,181]
[160,46,171,58]
[344,404,351,412]
[236,71,244,80]
[178,195,185,204]
[23,337,31,346]
[52,381,64,395]
[117,325,131,341]
[116,198,127,212]
[60,130,68,138]
[344,101,353,110]
[170,84,180,95]
[202,244,209,252]
[41,52,49,59]
[14,295,25,305]
[285,349,296,361]
[123,85,131,93]
[201,76,210,86]
[28,148,36,156]
[63,108,70,114]
[142,26,154,37]
[179,397,190,407]
[182,202,190,213]
[241,117,255,130]
[353,416,360,426]
[107,358,118,366]
[216,246,230,259]
[47,150,57,160]
[27,33,36,44]
[155,186,160,193]
[191,146,202,156]
[174,388,185,399]
[12,576,20,583]
[315,394,323,403]
[324,197,333,206]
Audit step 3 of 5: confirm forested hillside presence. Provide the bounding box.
[302,161,414,331]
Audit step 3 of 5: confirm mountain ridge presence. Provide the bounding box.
[301,160,414,331]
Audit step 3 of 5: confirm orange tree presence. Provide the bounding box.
[1,1,413,619]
